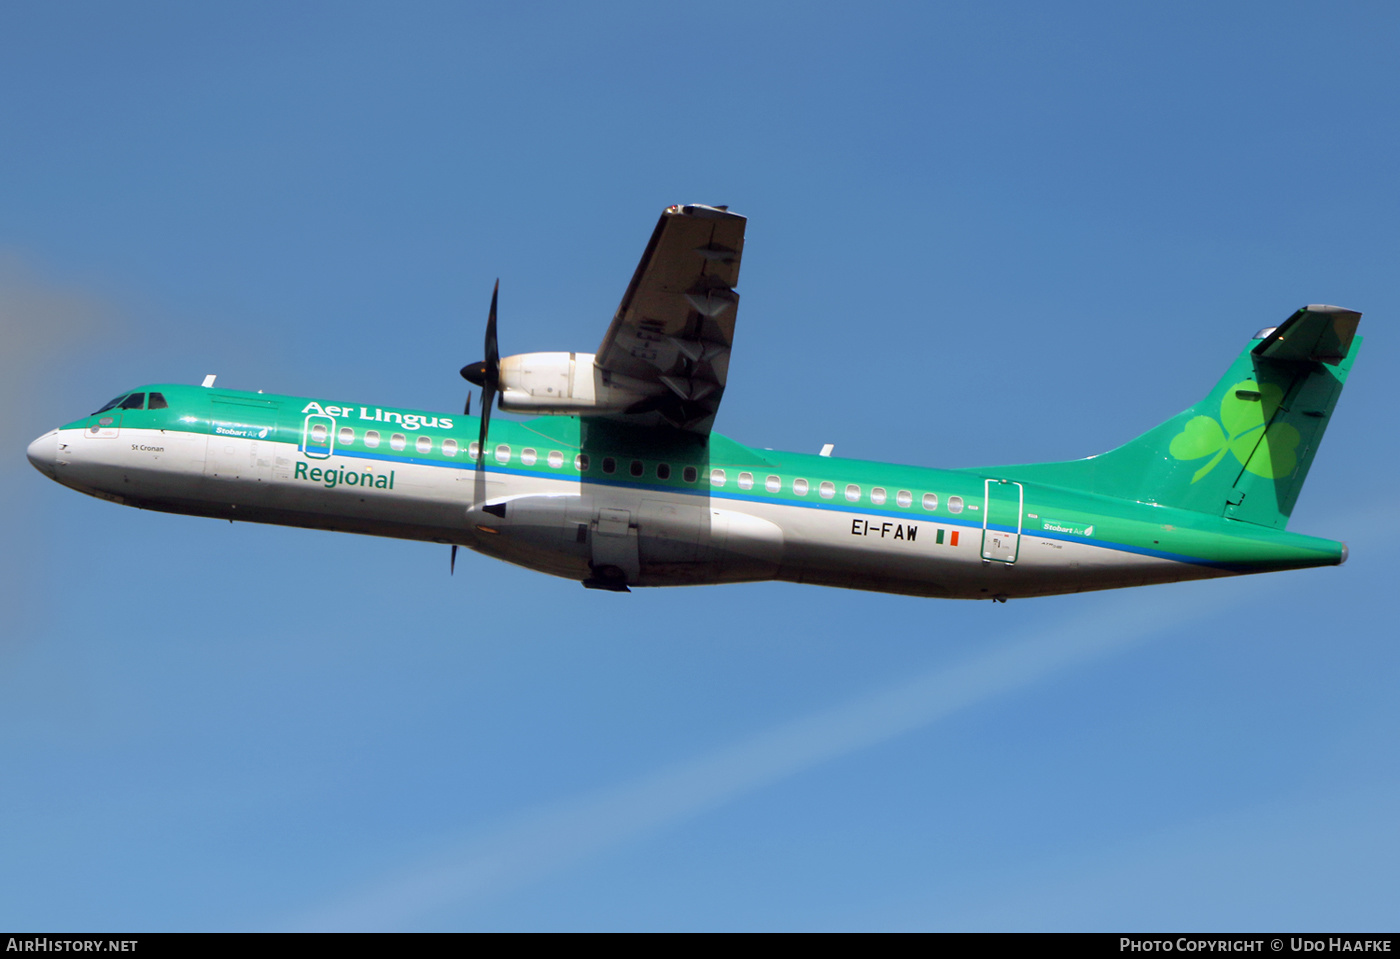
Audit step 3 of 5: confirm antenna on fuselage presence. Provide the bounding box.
[201,374,217,388]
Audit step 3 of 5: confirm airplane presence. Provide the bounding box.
[25,203,1361,601]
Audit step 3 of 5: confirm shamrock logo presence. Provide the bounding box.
[1168,380,1301,483]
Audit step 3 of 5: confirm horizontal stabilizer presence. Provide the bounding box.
[1252,304,1360,365]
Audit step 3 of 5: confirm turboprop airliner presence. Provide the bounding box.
[26,204,1361,600]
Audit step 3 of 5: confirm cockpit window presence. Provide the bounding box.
[119,393,146,410]
[94,394,128,414]
[147,392,169,410]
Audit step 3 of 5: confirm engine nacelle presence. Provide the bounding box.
[497,352,654,414]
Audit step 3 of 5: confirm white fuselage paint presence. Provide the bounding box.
[39,425,1221,599]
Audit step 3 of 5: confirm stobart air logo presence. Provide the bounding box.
[1168,380,1300,483]
[1042,521,1094,537]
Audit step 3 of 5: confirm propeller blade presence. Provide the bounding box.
[484,278,499,369]
[477,383,494,465]
[458,280,501,467]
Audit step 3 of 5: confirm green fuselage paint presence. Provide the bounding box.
[22,203,1360,601]
[27,340,1354,602]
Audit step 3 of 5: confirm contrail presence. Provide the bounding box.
[292,579,1253,930]
[291,506,1391,931]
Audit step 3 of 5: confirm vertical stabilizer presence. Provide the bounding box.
[998,306,1361,529]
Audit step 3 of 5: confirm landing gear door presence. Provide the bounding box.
[590,507,640,587]
[981,479,1024,564]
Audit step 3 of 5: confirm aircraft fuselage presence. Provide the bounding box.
[26,384,1344,600]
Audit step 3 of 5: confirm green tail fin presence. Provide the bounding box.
[1001,306,1362,529]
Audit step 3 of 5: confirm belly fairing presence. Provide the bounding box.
[464,492,784,587]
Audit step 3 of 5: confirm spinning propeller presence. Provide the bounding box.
[451,280,501,576]
[460,279,500,465]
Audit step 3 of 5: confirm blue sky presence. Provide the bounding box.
[3,1,1398,931]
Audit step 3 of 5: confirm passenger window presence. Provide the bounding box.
[443,439,459,457]
[470,441,481,459]
[339,427,355,445]
[738,472,754,490]
[390,433,407,451]
[819,481,835,499]
[495,444,511,464]
[310,424,329,444]
[416,435,432,454]
[683,466,698,483]
[871,487,887,505]
[548,450,563,468]
[522,448,538,466]
[575,453,589,471]
[365,430,381,449]
[948,495,964,514]
[602,457,616,474]
[896,490,912,508]
[793,478,809,496]
[923,493,938,510]
[765,475,780,493]
[630,460,643,477]
[147,392,169,410]
[656,463,671,480]
[845,484,861,502]
[120,392,146,410]
[711,469,727,487]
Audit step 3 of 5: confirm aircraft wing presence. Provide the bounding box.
[593,204,746,434]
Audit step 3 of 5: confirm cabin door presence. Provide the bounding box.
[206,398,279,482]
[981,478,1024,564]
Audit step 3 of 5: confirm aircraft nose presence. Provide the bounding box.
[27,430,58,479]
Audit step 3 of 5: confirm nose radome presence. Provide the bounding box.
[27,430,58,479]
